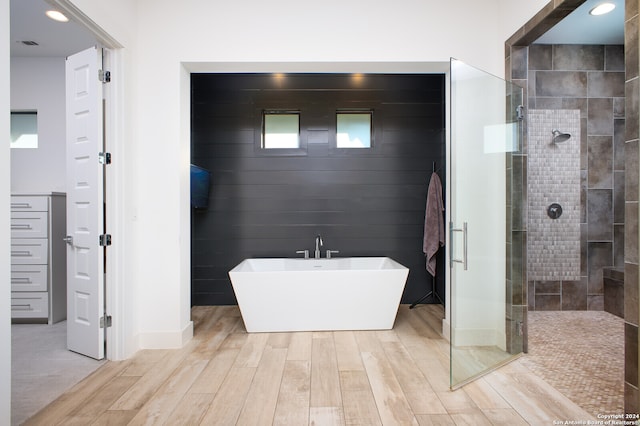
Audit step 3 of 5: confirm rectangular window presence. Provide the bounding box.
[336,112,372,148]
[262,112,300,149]
[11,111,38,149]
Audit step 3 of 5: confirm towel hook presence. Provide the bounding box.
[432,161,441,174]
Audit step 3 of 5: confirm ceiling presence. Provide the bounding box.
[9,0,625,59]
[10,0,96,58]
[534,0,624,44]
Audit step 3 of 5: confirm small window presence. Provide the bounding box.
[336,112,372,148]
[262,112,300,149]
[10,111,38,149]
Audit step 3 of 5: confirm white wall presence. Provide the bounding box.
[131,0,502,350]
[499,0,550,42]
[0,0,552,418]
[10,57,66,193]
[55,0,136,47]
[55,0,553,354]
[1,0,11,421]
[131,0,553,350]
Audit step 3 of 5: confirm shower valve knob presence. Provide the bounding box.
[547,203,563,219]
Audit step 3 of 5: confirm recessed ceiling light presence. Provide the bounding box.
[589,2,616,16]
[45,10,69,22]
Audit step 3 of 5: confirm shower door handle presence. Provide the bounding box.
[450,222,468,270]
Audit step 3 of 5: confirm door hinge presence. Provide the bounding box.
[99,234,112,246]
[99,152,111,165]
[100,315,112,328]
[516,105,525,121]
[99,69,111,83]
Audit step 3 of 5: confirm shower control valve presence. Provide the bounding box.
[547,203,563,220]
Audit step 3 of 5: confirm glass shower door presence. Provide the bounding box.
[449,58,524,388]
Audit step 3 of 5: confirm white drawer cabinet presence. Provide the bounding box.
[10,194,66,324]
[11,265,48,292]
[11,211,49,238]
[11,292,49,319]
[11,196,49,212]
[11,239,48,264]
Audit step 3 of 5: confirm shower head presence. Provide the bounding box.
[552,129,571,143]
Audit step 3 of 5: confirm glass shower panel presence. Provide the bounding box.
[449,58,525,388]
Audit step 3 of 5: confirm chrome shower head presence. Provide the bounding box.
[552,129,571,143]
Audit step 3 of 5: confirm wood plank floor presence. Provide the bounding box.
[24,305,594,425]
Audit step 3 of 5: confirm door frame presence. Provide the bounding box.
[182,61,452,338]
[504,0,587,356]
[49,0,128,360]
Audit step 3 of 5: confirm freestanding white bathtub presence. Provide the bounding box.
[228,257,409,333]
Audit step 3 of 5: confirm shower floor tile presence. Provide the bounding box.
[521,311,624,417]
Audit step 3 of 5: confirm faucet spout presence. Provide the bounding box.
[315,235,323,259]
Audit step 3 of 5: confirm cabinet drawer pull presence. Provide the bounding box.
[11,251,33,257]
[11,304,32,311]
[11,224,32,230]
[11,203,32,208]
[11,277,32,283]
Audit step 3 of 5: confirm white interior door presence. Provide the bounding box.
[65,46,105,360]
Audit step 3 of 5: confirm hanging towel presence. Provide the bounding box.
[423,172,445,277]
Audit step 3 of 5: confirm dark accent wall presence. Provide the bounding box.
[191,73,446,306]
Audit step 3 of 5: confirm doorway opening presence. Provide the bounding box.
[505,0,627,415]
[9,0,124,422]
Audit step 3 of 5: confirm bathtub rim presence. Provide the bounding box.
[229,256,409,274]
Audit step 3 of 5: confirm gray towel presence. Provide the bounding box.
[423,172,445,277]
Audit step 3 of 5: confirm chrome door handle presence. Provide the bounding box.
[450,222,468,270]
[63,236,74,246]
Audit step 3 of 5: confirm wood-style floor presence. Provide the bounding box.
[24,305,593,425]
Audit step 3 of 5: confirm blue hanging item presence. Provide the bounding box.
[190,164,211,209]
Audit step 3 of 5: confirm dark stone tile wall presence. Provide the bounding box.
[604,267,624,318]
[507,0,639,412]
[504,47,528,354]
[626,0,640,413]
[525,44,625,312]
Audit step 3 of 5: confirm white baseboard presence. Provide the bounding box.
[137,321,194,349]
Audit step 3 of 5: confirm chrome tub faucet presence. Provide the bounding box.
[315,234,323,259]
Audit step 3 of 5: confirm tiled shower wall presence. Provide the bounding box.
[517,44,626,311]
[624,0,640,413]
[528,109,581,281]
[506,0,639,412]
